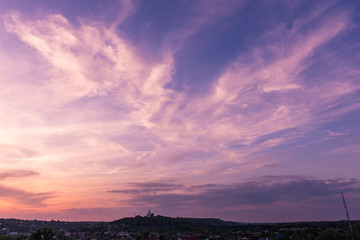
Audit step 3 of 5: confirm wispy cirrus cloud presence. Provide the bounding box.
[2,10,177,163]
[164,0,245,52]
[110,0,140,30]
[327,143,360,155]
[159,7,359,171]
[1,0,360,221]
[2,1,357,179]
[326,130,348,137]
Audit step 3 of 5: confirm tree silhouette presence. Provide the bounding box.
[315,228,349,240]
[29,228,55,240]
[353,222,360,240]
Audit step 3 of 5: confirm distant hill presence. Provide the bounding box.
[111,215,243,228]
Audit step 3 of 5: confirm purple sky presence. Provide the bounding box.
[0,0,360,222]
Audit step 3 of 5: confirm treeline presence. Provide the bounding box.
[0,217,360,240]
[112,215,241,227]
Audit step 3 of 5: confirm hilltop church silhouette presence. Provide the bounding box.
[146,209,154,217]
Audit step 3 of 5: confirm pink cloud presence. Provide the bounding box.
[0,2,359,221]
[164,0,245,52]
[326,130,348,136]
[110,0,140,30]
[328,144,360,155]
[0,169,38,180]
[0,184,51,207]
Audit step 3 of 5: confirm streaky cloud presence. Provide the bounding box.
[112,176,359,209]
[0,169,38,180]
[0,184,52,206]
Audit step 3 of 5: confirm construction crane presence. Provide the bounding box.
[341,192,355,240]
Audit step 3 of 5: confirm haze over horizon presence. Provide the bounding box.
[0,0,360,223]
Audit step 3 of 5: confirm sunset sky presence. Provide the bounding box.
[0,0,360,223]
